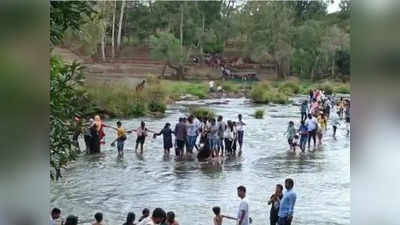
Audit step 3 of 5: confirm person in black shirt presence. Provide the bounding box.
[268,184,283,225]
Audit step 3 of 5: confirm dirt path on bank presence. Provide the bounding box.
[52,46,277,85]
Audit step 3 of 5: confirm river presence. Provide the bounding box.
[50,97,350,225]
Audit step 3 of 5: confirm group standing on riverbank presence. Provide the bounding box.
[287,89,350,152]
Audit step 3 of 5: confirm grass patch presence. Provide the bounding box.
[334,82,350,94]
[250,81,289,104]
[278,80,301,96]
[163,80,208,99]
[86,77,168,118]
[221,82,240,93]
[254,109,264,119]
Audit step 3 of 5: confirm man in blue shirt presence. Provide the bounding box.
[278,178,297,225]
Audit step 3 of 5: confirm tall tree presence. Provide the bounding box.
[150,31,191,80]
[100,1,107,61]
[117,0,126,50]
[321,25,349,77]
[111,0,116,58]
[289,0,328,23]
[50,1,96,179]
[339,0,351,19]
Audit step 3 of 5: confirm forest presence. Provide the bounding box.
[58,0,351,80]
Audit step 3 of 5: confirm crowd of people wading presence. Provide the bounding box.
[76,87,349,160]
[62,87,349,225]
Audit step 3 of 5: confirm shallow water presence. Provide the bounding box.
[50,97,350,225]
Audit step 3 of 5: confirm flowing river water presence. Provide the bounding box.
[50,97,350,225]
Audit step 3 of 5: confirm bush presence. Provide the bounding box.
[148,101,166,113]
[278,81,301,95]
[255,110,264,119]
[250,86,267,103]
[250,82,290,104]
[190,107,215,120]
[221,82,240,93]
[130,101,147,117]
[271,92,290,104]
[334,83,350,94]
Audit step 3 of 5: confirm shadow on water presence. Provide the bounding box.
[252,150,327,177]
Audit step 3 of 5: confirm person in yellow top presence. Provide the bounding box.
[107,121,127,158]
[317,112,328,147]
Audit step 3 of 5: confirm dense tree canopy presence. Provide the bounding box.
[59,0,350,79]
[50,1,95,179]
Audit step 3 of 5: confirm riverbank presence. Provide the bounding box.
[84,76,350,118]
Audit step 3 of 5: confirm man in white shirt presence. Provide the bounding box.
[193,115,201,148]
[305,114,318,149]
[209,80,215,92]
[237,185,250,225]
[138,208,166,225]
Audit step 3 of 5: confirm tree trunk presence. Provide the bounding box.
[101,2,107,62]
[331,56,335,79]
[311,67,315,80]
[200,14,205,55]
[117,0,126,51]
[180,3,184,47]
[101,30,106,62]
[111,0,116,58]
[161,62,168,78]
[167,62,184,80]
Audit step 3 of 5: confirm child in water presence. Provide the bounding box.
[212,206,237,225]
[128,121,155,154]
[108,121,127,158]
[154,123,174,155]
[298,120,308,152]
[286,121,297,151]
[292,134,299,152]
